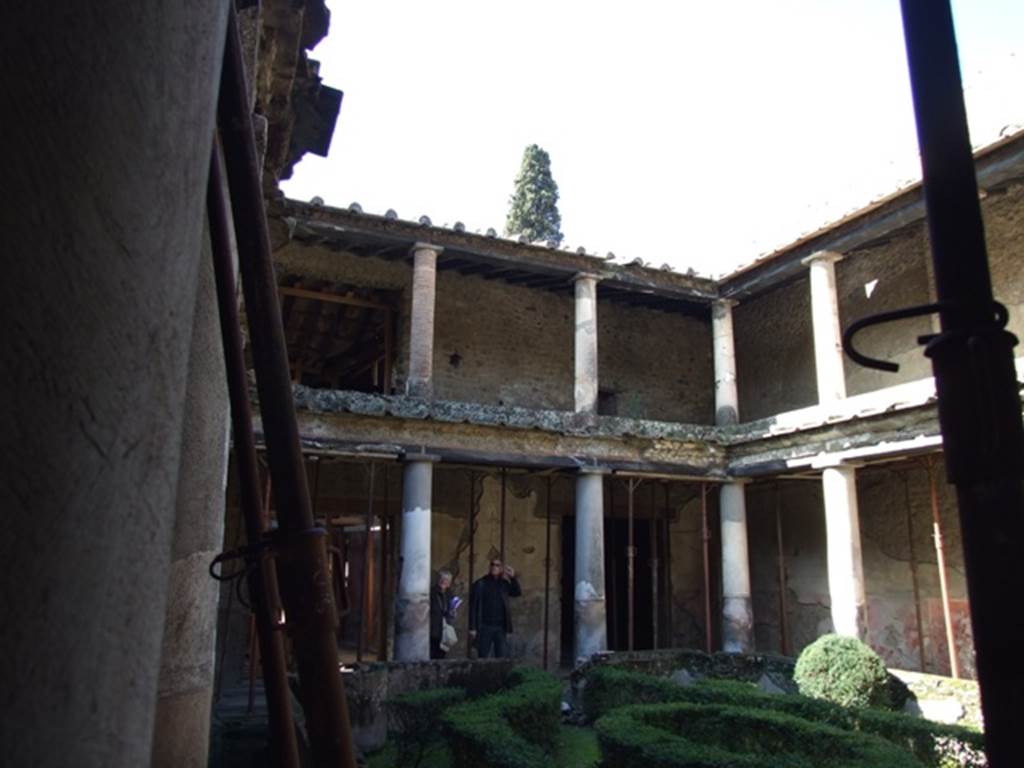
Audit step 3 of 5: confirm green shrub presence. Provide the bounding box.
[596,701,925,768]
[386,687,466,768]
[442,667,561,768]
[794,633,891,709]
[582,667,985,767]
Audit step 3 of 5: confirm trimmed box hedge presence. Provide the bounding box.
[596,700,925,768]
[387,687,467,767]
[441,667,562,768]
[583,667,985,767]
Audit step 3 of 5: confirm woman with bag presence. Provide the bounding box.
[429,569,457,659]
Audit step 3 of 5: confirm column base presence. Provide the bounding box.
[721,595,754,653]
[394,593,430,661]
[574,596,607,662]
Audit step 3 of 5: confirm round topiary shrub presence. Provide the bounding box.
[794,634,891,709]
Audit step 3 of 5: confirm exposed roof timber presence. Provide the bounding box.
[720,131,1024,301]
[278,285,391,311]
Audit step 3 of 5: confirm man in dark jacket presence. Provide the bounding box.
[429,570,454,659]
[468,558,521,658]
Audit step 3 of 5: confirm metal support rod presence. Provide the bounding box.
[925,456,960,678]
[467,471,476,659]
[608,478,618,649]
[358,462,376,662]
[701,483,712,653]
[650,482,659,651]
[898,470,928,672]
[217,7,356,765]
[774,484,790,657]
[378,466,390,661]
[543,476,553,670]
[897,3,1024,760]
[499,467,507,563]
[626,478,639,651]
[663,483,674,647]
[207,144,300,768]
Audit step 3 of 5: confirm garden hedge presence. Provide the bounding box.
[387,687,467,767]
[441,667,562,768]
[595,700,925,768]
[583,666,985,767]
[794,633,891,709]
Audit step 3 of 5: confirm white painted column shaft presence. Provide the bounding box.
[574,468,608,660]
[395,455,437,660]
[574,274,600,414]
[805,251,847,403]
[822,464,868,638]
[406,244,441,398]
[712,299,754,652]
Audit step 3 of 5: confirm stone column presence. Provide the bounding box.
[0,5,229,766]
[574,467,608,661]
[394,454,438,660]
[712,300,754,652]
[803,250,847,403]
[574,273,600,414]
[821,462,868,638]
[151,227,231,768]
[804,251,867,640]
[406,243,442,398]
[720,482,754,652]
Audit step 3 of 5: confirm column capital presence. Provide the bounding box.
[723,476,752,486]
[801,249,845,267]
[712,297,739,310]
[573,271,602,284]
[577,464,609,476]
[410,242,444,258]
[812,455,864,470]
[403,451,441,464]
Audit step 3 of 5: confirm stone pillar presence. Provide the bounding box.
[803,250,847,403]
[720,482,754,652]
[394,454,437,660]
[151,228,231,768]
[574,468,608,660]
[712,299,754,652]
[406,244,442,399]
[821,462,868,639]
[574,273,600,414]
[0,5,229,767]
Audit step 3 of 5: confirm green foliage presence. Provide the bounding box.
[595,701,925,768]
[442,667,562,768]
[794,633,891,709]
[505,144,563,245]
[582,666,984,768]
[387,687,467,768]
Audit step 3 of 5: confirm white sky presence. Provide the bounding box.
[283,1,1023,277]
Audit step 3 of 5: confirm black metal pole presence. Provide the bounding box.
[217,6,357,766]
[207,145,300,768]
[899,3,1024,763]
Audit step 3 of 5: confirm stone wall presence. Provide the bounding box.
[744,462,974,678]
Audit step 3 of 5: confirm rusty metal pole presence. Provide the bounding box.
[543,476,553,670]
[378,466,390,661]
[358,462,376,662]
[701,484,713,653]
[925,456,960,678]
[217,7,356,765]
[899,470,928,672]
[627,479,638,651]
[650,483,659,651]
[664,484,674,647]
[207,146,300,768]
[499,467,507,563]
[774,484,791,657]
[467,472,476,658]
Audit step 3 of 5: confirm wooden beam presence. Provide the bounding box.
[279,286,391,312]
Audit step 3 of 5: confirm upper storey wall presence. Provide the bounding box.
[734,181,1024,419]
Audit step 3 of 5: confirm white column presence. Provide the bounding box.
[394,454,437,660]
[803,250,847,403]
[574,468,608,660]
[712,299,754,652]
[821,462,868,638]
[574,273,600,414]
[720,482,754,652]
[406,243,441,399]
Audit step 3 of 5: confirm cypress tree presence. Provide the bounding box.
[505,144,563,245]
